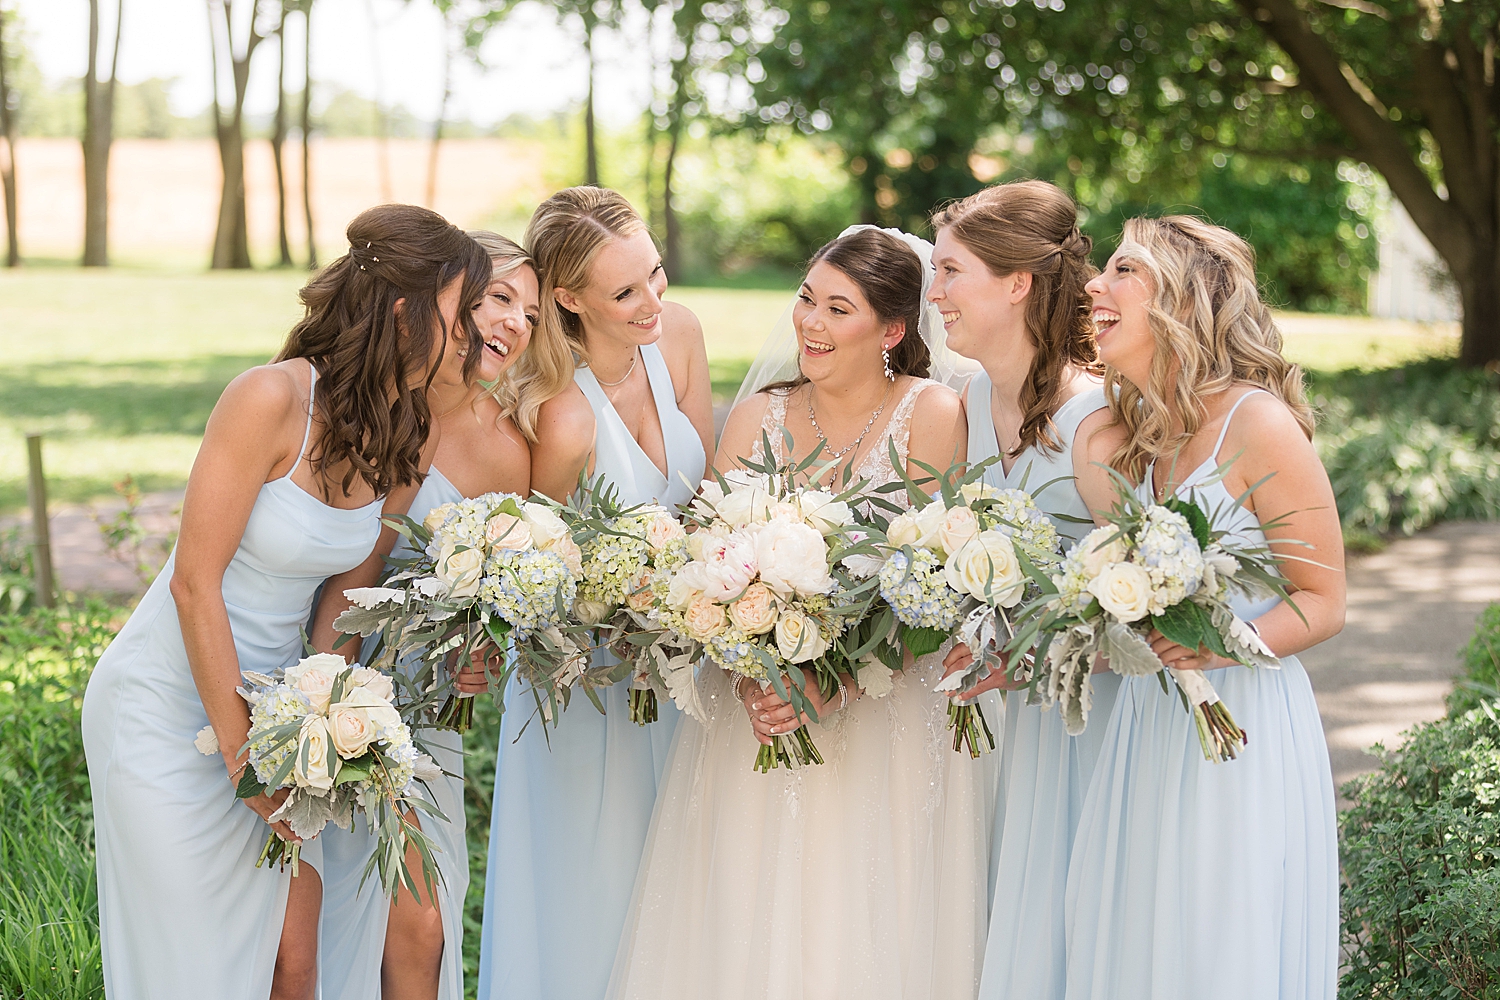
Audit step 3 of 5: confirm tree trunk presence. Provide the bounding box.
[209,0,265,270]
[271,4,292,267]
[582,20,598,186]
[301,1,316,268]
[0,6,20,267]
[662,113,681,280]
[82,0,122,267]
[425,10,453,210]
[1457,251,1500,368]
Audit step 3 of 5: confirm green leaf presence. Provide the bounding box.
[902,625,947,657]
[236,768,267,800]
[1164,496,1213,550]
[1150,600,1212,653]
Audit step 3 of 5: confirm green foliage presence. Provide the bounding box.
[1310,361,1500,535]
[0,528,33,615]
[0,602,122,1000]
[1448,604,1500,718]
[1338,700,1500,999]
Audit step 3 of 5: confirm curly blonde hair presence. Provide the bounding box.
[507,186,650,442]
[1105,215,1314,483]
[931,180,1098,457]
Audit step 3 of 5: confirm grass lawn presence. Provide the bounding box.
[0,268,1459,512]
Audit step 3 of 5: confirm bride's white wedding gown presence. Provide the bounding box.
[607,378,1001,1000]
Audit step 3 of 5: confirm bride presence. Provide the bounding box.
[607,226,997,1000]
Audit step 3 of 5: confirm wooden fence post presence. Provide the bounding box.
[25,433,54,608]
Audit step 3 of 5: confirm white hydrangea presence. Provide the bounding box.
[1135,506,1206,614]
[878,547,963,631]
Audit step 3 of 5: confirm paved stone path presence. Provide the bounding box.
[9,491,1500,795]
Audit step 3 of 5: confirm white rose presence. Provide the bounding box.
[643,512,687,552]
[574,598,613,625]
[285,652,347,685]
[293,716,336,791]
[330,686,402,740]
[698,532,759,601]
[774,608,829,664]
[422,503,455,534]
[436,540,484,600]
[960,482,999,504]
[485,513,533,550]
[887,510,922,548]
[290,666,336,713]
[937,505,980,557]
[753,519,834,599]
[945,530,1025,607]
[327,701,376,759]
[683,595,728,641]
[1087,561,1154,623]
[798,491,854,535]
[521,502,569,548]
[728,582,779,635]
[913,501,947,549]
[348,666,395,703]
[1077,525,1128,579]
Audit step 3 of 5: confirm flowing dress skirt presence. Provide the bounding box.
[1063,658,1338,1000]
[607,654,1001,1000]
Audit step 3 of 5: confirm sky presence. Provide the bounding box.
[12,0,659,127]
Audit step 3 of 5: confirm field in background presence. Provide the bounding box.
[0,268,1459,512]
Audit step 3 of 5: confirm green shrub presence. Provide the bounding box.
[0,528,35,616]
[1448,604,1500,717]
[1338,701,1500,999]
[1311,361,1500,536]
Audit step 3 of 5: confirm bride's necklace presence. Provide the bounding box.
[593,348,638,388]
[806,381,893,461]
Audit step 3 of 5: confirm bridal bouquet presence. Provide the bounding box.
[1012,473,1293,762]
[868,461,1062,756]
[194,653,442,897]
[333,492,583,735]
[554,477,695,725]
[661,459,876,772]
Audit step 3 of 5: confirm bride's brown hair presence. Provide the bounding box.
[275,204,490,498]
[930,180,1097,457]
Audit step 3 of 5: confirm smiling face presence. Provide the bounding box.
[792,260,902,386]
[928,227,1032,364]
[468,263,540,382]
[554,228,667,348]
[1085,245,1156,383]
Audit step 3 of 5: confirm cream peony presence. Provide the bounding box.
[485,513,533,550]
[697,532,759,601]
[945,530,1026,607]
[717,485,774,527]
[683,595,728,641]
[1087,561,1154,622]
[937,505,980,557]
[521,502,569,548]
[798,491,855,535]
[728,582,778,635]
[753,519,834,598]
[293,716,336,790]
[667,565,707,610]
[1077,525,1129,579]
[436,541,484,599]
[774,608,829,664]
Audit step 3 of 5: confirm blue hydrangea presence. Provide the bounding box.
[478,547,577,639]
[878,547,963,631]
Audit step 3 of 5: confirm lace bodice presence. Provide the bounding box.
[748,378,940,510]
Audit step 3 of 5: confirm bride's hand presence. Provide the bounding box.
[741,669,842,743]
[941,642,1025,697]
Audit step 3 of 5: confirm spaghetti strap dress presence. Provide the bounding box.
[1063,389,1339,999]
[81,363,384,1000]
[606,379,1000,1000]
[318,466,467,1000]
[476,342,707,1000]
[968,376,1120,1000]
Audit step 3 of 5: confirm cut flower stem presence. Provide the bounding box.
[754,727,824,773]
[948,701,996,758]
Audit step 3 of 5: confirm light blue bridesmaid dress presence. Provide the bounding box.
[477,342,706,1000]
[319,466,467,1000]
[81,364,384,1000]
[970,375,1121,1000]
[1063,389,1339,999]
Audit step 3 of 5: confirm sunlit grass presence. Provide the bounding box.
[0,269,1459,512]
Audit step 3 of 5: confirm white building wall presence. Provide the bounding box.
[1369,198,1461,322]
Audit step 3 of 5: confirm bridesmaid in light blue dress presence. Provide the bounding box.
[318,232,540,1000]
[477,187,712,1000]
[1064,217,1342,999]
[81,205,492,1000]
[928,182,1122,1000]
